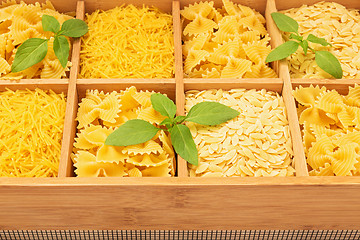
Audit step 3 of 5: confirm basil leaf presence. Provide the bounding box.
[289,33,302,41]
[60,19,88,38]
[53,36,69,68]
[170,124,198,166]
[174,115,187,124]
[151,93,177,119]
[11,38,48,73]
[160,118,172,126]
[265,41,299,63]
[315,51,343,79]
[105,119,159,146]
[299,40,309,55]
[42,15,60,33]
[186,102,239,126]
[271,12,298,33]
[307,34,331,46]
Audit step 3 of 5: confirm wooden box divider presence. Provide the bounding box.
[58,0,85,177]
[2,0,360,230]
[173,0,188,177]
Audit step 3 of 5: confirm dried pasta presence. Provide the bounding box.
[73,87,175,177]
[80,5,174,79]
[281,2,360,79]
[294,84,360,176]
[0,88,66,177]
[185,88,295,177]
[0,0,73,80]
[181,0,277,78]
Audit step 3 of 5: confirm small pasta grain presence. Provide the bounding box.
[185,88,295,177]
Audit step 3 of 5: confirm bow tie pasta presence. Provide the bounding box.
[181,0,277,78]
[294,84,360,176]
[0,0,73,80]
[73,87,175,177]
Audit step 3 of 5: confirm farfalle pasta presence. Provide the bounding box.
[73,87,175,177]
[0,0,73,80]
[294,84,360,176]
[181,0,277,78]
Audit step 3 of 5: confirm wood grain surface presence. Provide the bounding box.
[1,0,360,231]
[58,1,85,177]
[1,177,360,230]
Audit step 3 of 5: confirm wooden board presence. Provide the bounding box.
[1,177,360,230]
[1,0,360,231]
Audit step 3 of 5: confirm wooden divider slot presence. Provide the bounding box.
[58,1,85,177]
[265,0,308,176]
[173,0,188,177]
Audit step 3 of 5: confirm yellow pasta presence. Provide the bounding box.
[73,87,175,177]
[294,85,360,176]
[0,88,66,177]
[0,1,72,80]
[182,0,277,78]
[221,58,252,78]
[80,4,174,79]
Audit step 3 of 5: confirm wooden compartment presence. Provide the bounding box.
[1,0,360,231]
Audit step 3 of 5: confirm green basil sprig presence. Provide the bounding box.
[266,12,343,79]
[105,93,239,166]
[11,15,88,73]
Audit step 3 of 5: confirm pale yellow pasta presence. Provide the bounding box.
[73,87,175,177]
[184,49,210,73]
[184,16,218,36]
[182,0,276,78]
[186,88,294,177]
[281,2,360,79]
[294,85,360,176]
[0,1,73,80]
[74,151,126,177]
[346,84,360,107]
[221,58,252,78]
[331,144,359,176]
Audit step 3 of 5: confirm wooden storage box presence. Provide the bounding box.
[0,0,360,230]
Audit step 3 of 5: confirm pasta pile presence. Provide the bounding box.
[80,5,174,79]
[0,88,66,177]
[181,0,277,78]
[294,85,360,176]
[73,87,175,177]
[281,2,360,78]
[185,89,295,177]
[0,0,72,80]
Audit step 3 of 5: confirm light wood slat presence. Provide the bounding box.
[173,0,188,177]
[58,1,85,177]
[0,80,68,92]
[282,71,308,176]
[1,177,360,230]
[265,0,282,76]
[265,0,308,176]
